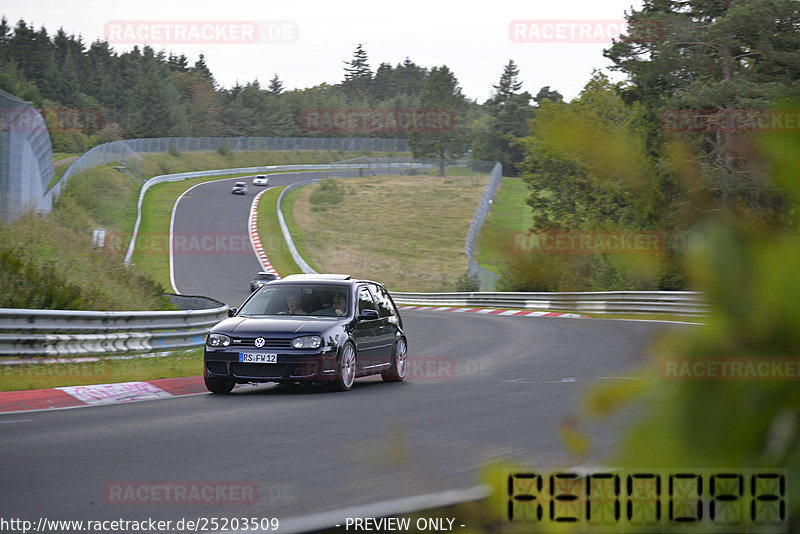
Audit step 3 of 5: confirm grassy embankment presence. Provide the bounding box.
[281,174,489,292]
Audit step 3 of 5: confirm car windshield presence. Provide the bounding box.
[238,284,349,317]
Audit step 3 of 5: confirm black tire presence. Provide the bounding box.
[331,342,356,391]
[204,376,235,394]
[382,338,407,382]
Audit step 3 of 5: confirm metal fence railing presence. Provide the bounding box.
[1,131,409,224]
[0,89,55,223]
[45,136,411,210]
[50,140,143,198]
[390,291,709,316]
[0,295,227,358]
[466,162,503,291]
[124,136,409,154]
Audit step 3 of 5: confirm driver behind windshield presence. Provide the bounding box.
[284,292,307,315]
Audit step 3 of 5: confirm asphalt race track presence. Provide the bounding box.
[0,172,688,526]
[171,170,365,306]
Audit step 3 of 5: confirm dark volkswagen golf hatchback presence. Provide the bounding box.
[203,274,407,393]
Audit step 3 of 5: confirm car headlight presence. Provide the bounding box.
[292,335,322,349]
[207,333,231,348]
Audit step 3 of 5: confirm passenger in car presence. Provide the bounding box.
[332,294,347,316]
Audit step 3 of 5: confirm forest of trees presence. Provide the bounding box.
[0,17,547,172]
[3,2,799,293]
[503,0,800,291]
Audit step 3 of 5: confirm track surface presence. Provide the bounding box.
[0,172,686,525]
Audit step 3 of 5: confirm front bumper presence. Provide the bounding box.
[203,348,338,383]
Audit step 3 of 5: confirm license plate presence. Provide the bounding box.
[239,353,277,363]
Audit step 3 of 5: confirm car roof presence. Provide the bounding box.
[282,274,351,280]
[268,274,385,287]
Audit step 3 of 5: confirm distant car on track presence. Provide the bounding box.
[252,174,269,186]
[249,271,278,292]
[204,274,407,393]
[231,181,247,195]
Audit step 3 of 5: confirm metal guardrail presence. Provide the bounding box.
[0,295,227,358]
[277,179,320,275]
[466,162,503,291]
[390,291,709,316]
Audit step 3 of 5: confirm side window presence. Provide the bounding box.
[370,284,395,318]
[357,287,377,314]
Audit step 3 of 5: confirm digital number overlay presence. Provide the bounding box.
[505,468,787,533]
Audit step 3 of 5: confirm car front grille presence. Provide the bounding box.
[231,363,289,379]
[230,337,292,349]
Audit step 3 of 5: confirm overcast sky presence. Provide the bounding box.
[3,0,644,102]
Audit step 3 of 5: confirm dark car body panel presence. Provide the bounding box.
[203,277,405,386]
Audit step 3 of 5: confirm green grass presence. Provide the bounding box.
[282,174,489,291]
[475,177,534,275]
[0,164,171,311]
[0,349,203,392]
[47,162,70,189]
[281,186,323,273]
[52,152,81,163]
[256,187,303,276]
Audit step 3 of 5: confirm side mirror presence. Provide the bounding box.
[358,309,379,321]
[227,307,238,317]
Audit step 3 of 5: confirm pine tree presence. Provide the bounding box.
[394,57,427,98]
[408,66,468,176]
[472,60,535,175]
[342,43,372,102]
[191,54,216,87]
[268,73,284,95]
[533,86,563,105]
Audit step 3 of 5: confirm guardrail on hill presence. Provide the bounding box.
[390,291,708,316]
[0,295,227,358]
[465,162,503,291]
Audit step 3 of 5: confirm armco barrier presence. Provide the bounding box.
[0,295,227,358]
[389,291,708,316]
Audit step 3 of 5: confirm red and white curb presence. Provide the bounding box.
[0,376,207,414]
[249,188,280,278]
[398,305,587,319]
